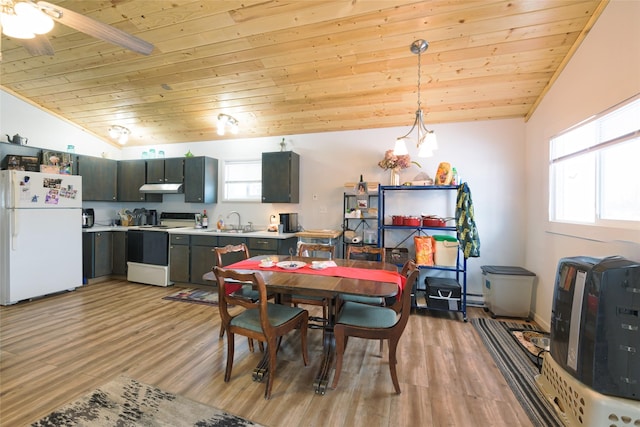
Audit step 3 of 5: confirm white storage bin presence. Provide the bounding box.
[127,262,171,287]
[481,265,535,319]
[433,235,458,267]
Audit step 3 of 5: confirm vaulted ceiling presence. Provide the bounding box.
[0,0,607,147]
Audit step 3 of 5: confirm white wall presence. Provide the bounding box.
[0,91,120,159]
[524,0,640,330]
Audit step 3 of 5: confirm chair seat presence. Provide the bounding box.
[341,294,384,305]
[231,303,307,333]
[337,301,397,329]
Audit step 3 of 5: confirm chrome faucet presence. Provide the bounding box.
[227,211,241,230]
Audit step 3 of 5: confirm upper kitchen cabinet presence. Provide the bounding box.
[117,160,161,202]
[76,155,117,201]
[146,158,184,184]
[262,151,299,203]
[184,156,218,203]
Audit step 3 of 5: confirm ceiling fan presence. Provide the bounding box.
[0,0,154,56]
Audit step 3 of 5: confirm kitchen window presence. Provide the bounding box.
[223,159,261,201]
[548,94,640,240]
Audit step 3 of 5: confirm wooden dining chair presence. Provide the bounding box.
[214,243,273,352]
[331,260,419,394]
[213,266,309,399]
[290,243,335,323]
[343,245,387,305]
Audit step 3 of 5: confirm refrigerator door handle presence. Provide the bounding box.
[11,209,18,251]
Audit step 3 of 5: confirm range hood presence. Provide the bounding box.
[139,183,184,194]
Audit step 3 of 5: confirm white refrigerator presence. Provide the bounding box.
[0,170,83,305]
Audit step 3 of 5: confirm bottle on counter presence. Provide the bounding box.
[202,210,208,229]
[451,168,459,186]
[216,215,224,231]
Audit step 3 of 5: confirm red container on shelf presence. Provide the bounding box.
[404,216,421,226]
[422,216,446,227]
[392,215,404,225]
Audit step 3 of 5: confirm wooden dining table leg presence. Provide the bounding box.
[312,296,336,395]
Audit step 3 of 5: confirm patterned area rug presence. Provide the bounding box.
[31,376,262,426]
[163,288,219,306]
[471,318,562,427]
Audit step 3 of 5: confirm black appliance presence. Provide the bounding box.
[279,213,298,233]
[82,208,94,228]
[146,209,158,226]
[550,255,640,401]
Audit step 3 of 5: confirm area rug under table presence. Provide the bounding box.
[471,318,562,427]
[32,376,262,426]
[163,288,220,306]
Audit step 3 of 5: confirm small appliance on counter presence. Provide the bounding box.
[268,215,279,232]
[279,212,298,233]
[82,208,95,228]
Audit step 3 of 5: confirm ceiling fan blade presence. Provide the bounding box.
[37,1,154,55]
[20,35,55,56]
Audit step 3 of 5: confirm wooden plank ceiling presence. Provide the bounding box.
[0,0,606,147]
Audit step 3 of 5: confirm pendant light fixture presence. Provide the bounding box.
[394,39,438,158]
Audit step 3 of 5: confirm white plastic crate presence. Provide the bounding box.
[127,262,171,287]
[535,353,640,427]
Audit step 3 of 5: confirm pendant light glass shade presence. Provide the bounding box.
[393,138,409,155]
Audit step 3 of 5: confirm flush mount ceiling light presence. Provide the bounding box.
[394,39,438,158]
[0,0,55,39]
[216,113,239,136]
[108,125,130,145]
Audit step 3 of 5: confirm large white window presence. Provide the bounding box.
[223,159,261,201]
[549,95,640,228]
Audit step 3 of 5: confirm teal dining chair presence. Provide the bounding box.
[331,260,418,394]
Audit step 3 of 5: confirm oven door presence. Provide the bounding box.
[127,230,168,266]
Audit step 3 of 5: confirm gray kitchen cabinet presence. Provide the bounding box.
[146,158,184,184]
[76,155,117,201]
[262,151,299,203]
[112,231,127,276]
[248,237,297,257]
[117,160,161,202]
[82,231,113,279]
[169,234,190,283]
[184,156,218,203]
[189,235,219,285]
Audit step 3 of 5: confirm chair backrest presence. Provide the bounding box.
[395,261,419,330]
[214,243,250,267]
[346,245,386,262]
[297,243,335,259]
[213,266,273,333]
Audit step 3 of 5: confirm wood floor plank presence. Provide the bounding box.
[0,280,534,426]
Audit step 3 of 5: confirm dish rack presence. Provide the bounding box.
[535,353,640,427]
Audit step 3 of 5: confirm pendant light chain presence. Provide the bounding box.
[417,47,422,111]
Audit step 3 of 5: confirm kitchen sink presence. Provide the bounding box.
[205,228,254,234]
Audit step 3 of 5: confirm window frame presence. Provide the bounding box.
[222,159,262,202]
[547,95,640,243]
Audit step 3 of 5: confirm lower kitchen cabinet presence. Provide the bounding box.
[248,237,297,256]
[189,235,219,285]
[169,234,190,283]
[112,231,128,276]
[82,231,113,279]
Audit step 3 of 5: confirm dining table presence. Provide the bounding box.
[203,254,402,395]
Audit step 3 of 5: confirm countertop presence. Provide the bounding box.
[83,226,297,239]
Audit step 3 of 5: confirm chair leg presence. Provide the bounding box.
[300,317,309,366]
[331,325,345,389]
[248,338,255,352]
[224,332,235,383]
[265,339,278,399]
[219,324,225,339]
[379,339,384,355]
[388,338,401,394]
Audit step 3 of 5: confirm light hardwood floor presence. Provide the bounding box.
[0,279,534,426]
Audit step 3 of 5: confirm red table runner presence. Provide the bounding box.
[225,259,406,291]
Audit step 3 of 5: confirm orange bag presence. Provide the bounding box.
[414,236,435,266]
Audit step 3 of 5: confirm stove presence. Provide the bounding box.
[127,212,198,286]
